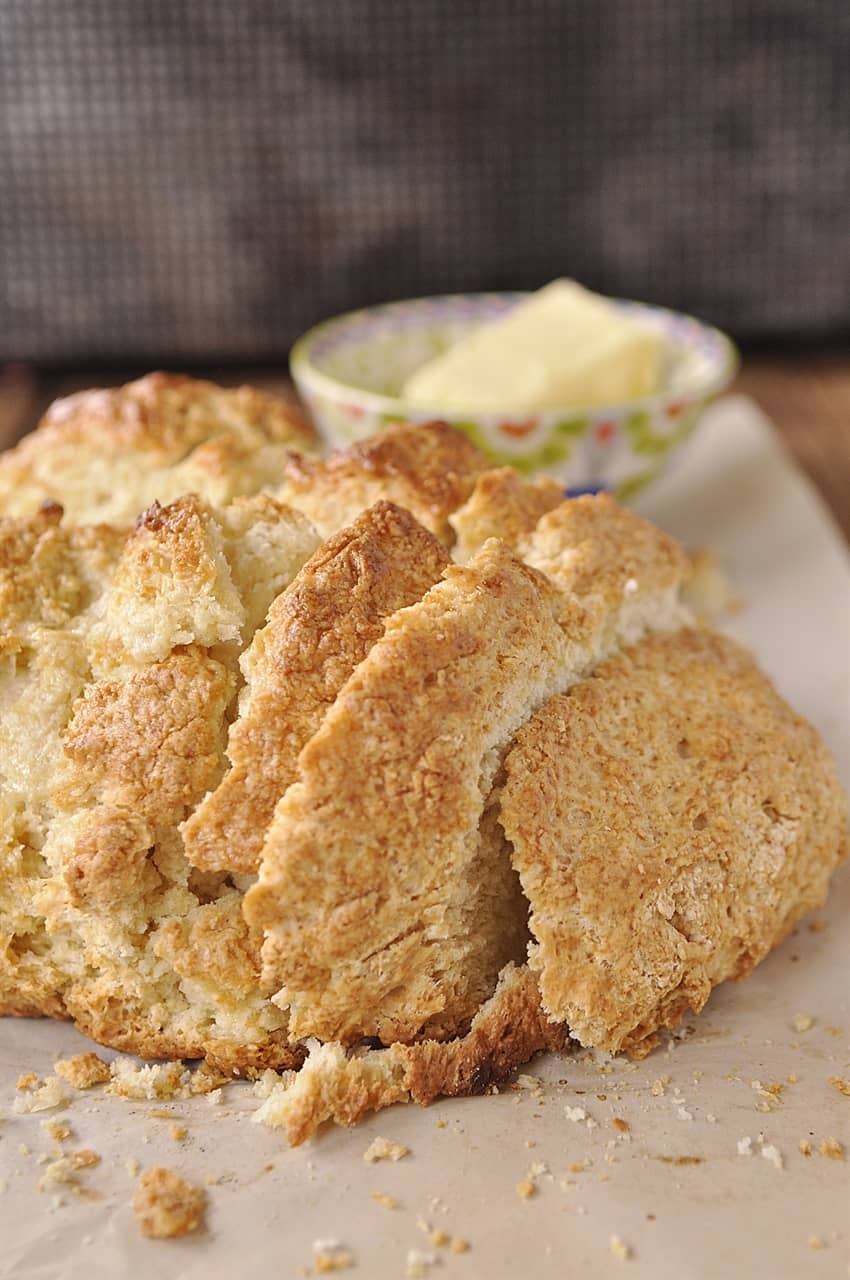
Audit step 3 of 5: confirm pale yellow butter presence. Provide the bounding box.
[402,280,662,412]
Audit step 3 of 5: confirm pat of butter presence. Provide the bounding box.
[402,280,662,412]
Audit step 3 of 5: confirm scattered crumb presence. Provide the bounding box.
[761,1144,784,1170]
[189,1063,230,1095]
[125,1156,141,1177]
[609,1235,633,1261]
[313,1239,354,1273]
[809,919,828,932]
[516,1179,536,1200]
[429,1229,449,1247]
[791,1014,815,1033]
[206,1088,223,1106]
[70,1150,101,1170]
[737,1137,753,1156]
[828,1077,850,1099]
[40,1119,72,1142]
[435,1118,446,1129]
[650,1080,666,1097]
[363,1137,409,1163]
[54,1053,111,1090]
[565,1105,587,1123]
[450,1238,470,1254]
[371,1192,398,1210]
[169,1124,188,1142]
[133,1167,206,1239]
[799,1139,812,1157]
[406,1249,438,1277]
[37,1158,79,1192]
[808,1236,826,1250]
[612,1118,630,1133]
[16,1072,38,1091]
[818,1139,845,1161]
[13,1077,66,1114]
[706,1113,717,1124]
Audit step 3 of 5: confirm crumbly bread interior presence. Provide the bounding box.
[501,628,850,1056]
[0,492,320,1070]
[0,373,318,525]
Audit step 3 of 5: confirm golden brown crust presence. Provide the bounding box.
[62,647,233,822]
[276,420,489,544]
[449,467,564,563]
[501,628,850,1056]
[182,501,450,874]
[247,540,570,1046]
[0,373,317,524]
[520,491,688,609]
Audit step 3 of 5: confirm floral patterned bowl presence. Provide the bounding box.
[290,293,738,498]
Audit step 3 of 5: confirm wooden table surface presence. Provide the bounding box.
[1,354,848,543]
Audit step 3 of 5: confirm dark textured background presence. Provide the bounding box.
[1,0,849,364]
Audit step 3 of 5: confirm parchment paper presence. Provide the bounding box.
[1,396,848,1279]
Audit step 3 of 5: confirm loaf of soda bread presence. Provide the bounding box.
[0,374,845,1142]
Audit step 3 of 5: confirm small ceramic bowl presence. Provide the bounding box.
[290,293,738,498]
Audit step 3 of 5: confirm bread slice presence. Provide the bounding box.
[274,420,490,546]
[182,502,450,874]
[248,499,691,1047]
[0,373,318,524]
[501,628,850,1057]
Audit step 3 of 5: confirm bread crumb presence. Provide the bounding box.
[169,1124,188,1142]
[761,1144,784,1170]
[435,1118,446,1129]
[206,1088,223,1106]
[109,1059,188,1101]
[363,1137,409,1163]
[737,1137,753,1156]
[312,1239,354,1273]
[515,1179,536,1200]
[828,1076,850,1098]
[450,1238,470,1254]
[609,1235,633,1261]
[612,1118,630,1133]
[16,1072,39,1091]
[37,1158,79,1191]
[189,1063,230,1095]
[13,1077,66,1114]
[70,1149,101,1170]
[54,1053,111,1090]
[370,1192,398,1210]
[818,1138,845,1160]
[808,1235,825,1249]
[791,1014,815,1033]
[133,1167,205,1239]
[564,1105,587,1123]
[406,1249,438,1277]
[429,1229,449,1247]
[799,1139,812,1156]
[125,1157,141,1177]
[40,1119,72,1142]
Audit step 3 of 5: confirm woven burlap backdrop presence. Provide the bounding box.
[1,0,848,362]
